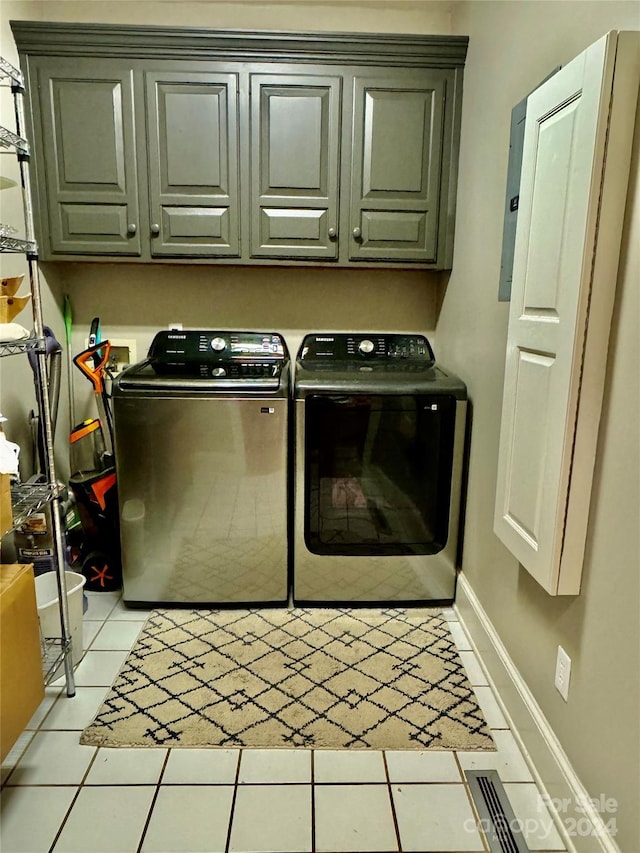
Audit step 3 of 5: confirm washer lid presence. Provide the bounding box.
[116,329,289,392]
[117,359,287,392]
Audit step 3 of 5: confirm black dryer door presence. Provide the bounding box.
[304,393,456,556]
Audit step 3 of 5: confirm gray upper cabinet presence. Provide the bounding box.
[250,74,341,259]
[349,71,448,263]
[29,57,240,259]
[32,58,141,256]
[146,71,240,257]
[14,23,467,268]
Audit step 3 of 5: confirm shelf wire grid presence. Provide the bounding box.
[9,481,59,531]
[41,635,73,685]
[0,336,37,356]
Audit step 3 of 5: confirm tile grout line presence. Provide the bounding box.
[224,747,243,853]
[0,733,34,789]
[46,732,102,852]
[43,597,129,852]
[135,747,171,853]
[47,785,82,853]
[382,750,403,853]
[454,750,491,853]
[310,749,316,853]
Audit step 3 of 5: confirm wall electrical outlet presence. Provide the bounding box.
[108,341,137,375]
[554,645,571,702]
[86,337,138,375]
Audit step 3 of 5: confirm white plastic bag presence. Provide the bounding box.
[0,417,20,475]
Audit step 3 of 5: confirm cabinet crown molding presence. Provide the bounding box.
[10,21,468,68]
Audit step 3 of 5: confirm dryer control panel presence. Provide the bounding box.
[298,333,435,364]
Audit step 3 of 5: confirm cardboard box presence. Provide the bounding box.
[0,564,44,762]
[0,474,12,538]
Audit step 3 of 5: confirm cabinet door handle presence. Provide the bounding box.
[352,226,362,240]
[150,223,160,237]
[127,223,137,235]
[328,227,337,239]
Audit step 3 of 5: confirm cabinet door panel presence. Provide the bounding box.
[34,59,140,255]
[146,72,239,257]
[250,74,340,258]
[161,207,231,242]
[362,93,428,195]
[61,204,131,240]
[350,73,447,262]
[267,96,323,190]
[260,208,327,242]
[362,211,426,245]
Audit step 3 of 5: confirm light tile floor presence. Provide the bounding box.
[0,593,568,853]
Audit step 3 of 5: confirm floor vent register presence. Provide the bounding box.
[465,770,531,853]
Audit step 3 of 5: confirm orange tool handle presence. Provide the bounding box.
[73,341,111,394]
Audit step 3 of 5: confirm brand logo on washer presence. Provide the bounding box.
[315,337,335,342]
[167,334,186,340]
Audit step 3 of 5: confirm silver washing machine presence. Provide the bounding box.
[112,329,289,606]
[293,333,467,604]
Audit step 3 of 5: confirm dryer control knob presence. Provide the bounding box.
[210,337,226,352]
[211,366,226,377]
[358,339,375,355]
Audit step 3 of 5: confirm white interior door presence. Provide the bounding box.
[494,31,639,595]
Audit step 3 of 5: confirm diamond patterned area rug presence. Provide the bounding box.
[80,608,495,750]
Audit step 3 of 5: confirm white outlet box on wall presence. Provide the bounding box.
[86,337,137,375]
[554,646,571,702]
[108,339,137,374]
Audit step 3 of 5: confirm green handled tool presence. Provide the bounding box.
[63,294,75,429]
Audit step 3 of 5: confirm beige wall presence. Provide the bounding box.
[16,0,455,33]
[441,2,639,850]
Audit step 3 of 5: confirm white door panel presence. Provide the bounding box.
[506,350,555,549]
[494,31,639,594]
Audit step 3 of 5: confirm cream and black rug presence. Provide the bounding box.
[81,608,495,751]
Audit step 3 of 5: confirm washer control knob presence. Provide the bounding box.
[358,339,375,355]
[211,366,226,377]
[210,337,226,352]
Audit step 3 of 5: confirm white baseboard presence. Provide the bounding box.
[455,573,620,853]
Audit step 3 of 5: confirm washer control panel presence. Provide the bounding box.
[298,333,435,364]
[195,362,282,380]
[149,330,287,362]
[144,330,289,384]
[210,337,226,352]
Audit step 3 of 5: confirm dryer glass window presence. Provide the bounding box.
[305,394,456,556]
